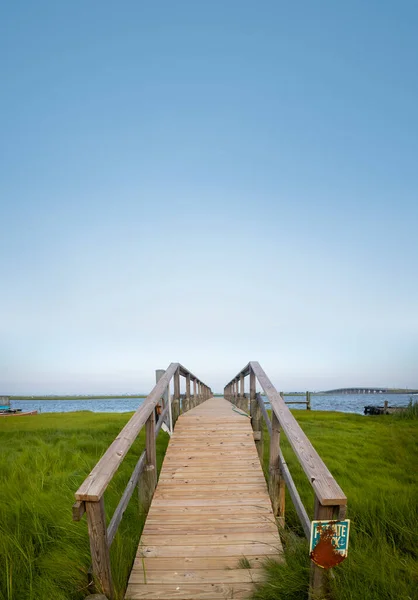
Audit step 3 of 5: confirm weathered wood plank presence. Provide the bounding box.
[130,556,276,571]
[136,542,280,558]
[139,534,279,547]
[142,524,278,534]
[146,505,272,515]
[125,582,256,599]
[128,568,264,584]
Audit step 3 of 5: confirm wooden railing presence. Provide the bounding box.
[224,361,347,597]
[73,363,211,599]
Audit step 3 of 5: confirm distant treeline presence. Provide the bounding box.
[10,394,147,401]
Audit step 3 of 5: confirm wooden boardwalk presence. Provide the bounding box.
[125,397,283,600]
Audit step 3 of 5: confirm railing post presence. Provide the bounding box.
[185,374,191,412]
[253,393,264,462]
[269,411,285,526]
[85,498,114,599]
[173,368,180,424]
[307,391,311,410]
[250,369,256,417]
[239,373,245,411]
[156,369,170,430]
[139,410,157,513]
[193,378,197,408]
[309,498,341,599]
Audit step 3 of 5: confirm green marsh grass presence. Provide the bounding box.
[255,406,418,600]
[0,411,169,600]
[1,407,417,600]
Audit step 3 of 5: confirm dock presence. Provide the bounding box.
[73,362,347,600]
[125,397,282,599]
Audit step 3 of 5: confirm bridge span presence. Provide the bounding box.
[321,387,418,395]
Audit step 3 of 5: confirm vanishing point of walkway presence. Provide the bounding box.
[125,397,283,599]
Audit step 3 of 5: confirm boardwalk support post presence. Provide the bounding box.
[139,410,157,513]
[185,374,191,412]
[250,368,256,419]
[173,368,180,424]
[193,379,197,409]
[239,373,245,411]
[253,393,264,462]
[85,498,114,599]
[269,411,285,525]
[309,498,341,599]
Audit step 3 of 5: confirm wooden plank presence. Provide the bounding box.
[151,498,272,507]
[155,483,268,491]
[140,533,279,546]
[147,505,272,515]
[128,568,264,584]
[250,361,347,505]
[145,515,276,524]
[130,556,277,571]
[125,582,256,599]
[136,543,280,558]
[158,477,266,484]
[143,524,278,534]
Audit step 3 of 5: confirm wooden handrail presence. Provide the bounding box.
[73,363,211,599]
[225,361,346,505]
[256,394,310,538]
[76,363,210,501]
[224,361,347,599]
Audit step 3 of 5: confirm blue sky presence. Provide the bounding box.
[1,1,417,394]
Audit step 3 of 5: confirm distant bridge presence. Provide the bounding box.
[321,387,418,395]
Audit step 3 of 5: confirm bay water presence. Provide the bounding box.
[9,393,414,416]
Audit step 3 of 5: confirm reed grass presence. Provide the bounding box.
[255,407,418,600]
[1,407,417,600]
[0,411,169,600]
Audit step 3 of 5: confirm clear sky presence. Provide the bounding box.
[1,1,417,394]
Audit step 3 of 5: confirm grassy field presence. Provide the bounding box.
[255,404,418,600]
[0,412,169,600]
[0,407,417,600]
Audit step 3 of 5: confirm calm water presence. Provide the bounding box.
[9,393,415,416]
[279,393,413,414]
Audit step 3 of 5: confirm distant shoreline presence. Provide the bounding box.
[9,391,417,401]
[9,395,148,401]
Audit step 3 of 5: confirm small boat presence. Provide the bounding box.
[0,410,38,417]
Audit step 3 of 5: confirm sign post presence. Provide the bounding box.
[309,519,350,569]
